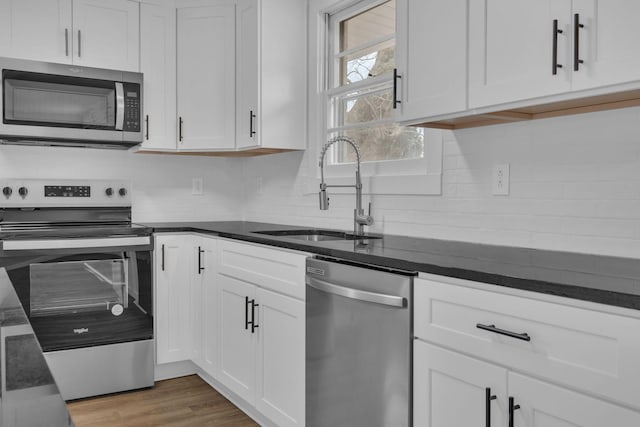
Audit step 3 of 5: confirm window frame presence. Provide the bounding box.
[307,0,443,196]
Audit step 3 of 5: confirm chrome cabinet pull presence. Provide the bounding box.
[145,115,149,140]
[65,28,69,56]
[476,323,531,342]
[78,30,82,57]
[573,13,584,71]
[179,117,183,142]
[552,20,563,75]
[161,244,165,271]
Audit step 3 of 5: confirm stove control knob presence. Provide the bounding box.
[105,187,114,197]
[118,188,127,197]
[2,187,12,197]
[18,187,28,197]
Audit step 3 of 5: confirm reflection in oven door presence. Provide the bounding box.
[6,250,153,352]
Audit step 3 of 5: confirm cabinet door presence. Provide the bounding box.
[235,0,260,149]
[218,274,256,403]
[508,373,640,427]
[468,0,572,108]
[571,0,640,91]
[72,0,139,71]
[255,288,304,427]
[198,237,218,378]
[0,0,72,64]
[139,3,177,151]
[177,3,236,151]
[395,0,467,122]
[155,235,194,364]
[414,341,507,427]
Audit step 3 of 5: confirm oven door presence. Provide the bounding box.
[0,237,153,352]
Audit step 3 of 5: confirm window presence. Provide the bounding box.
[326,0,424,166]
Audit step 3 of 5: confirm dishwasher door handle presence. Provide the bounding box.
[306,276,407,308]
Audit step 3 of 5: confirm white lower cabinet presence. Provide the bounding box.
[414,341,507,427]
[217,239,306,427]
[155,234,306,426]
[154,234,195,364]
[413,275,640,427]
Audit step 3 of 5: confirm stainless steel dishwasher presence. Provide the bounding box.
[306,256,416,427]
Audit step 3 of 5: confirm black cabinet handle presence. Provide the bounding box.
[486,388,497,427]
[573,13,585,71]
[251,299,259,333]
[249,110,256,137]
[161,244,165,271]
[508,397,521,427]
[245,296,250,330]
[552,20,563,75]
[197,246,204,274]
[179,117,183,142]
[393,68,402,109]
[476,323,531,342]
[145,115,149,140]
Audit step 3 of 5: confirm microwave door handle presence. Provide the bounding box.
[115,82,125,130]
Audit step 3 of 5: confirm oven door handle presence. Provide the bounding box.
[2,236,151,251]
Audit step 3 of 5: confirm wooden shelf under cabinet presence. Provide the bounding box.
[416,89,640,130]
[134,147,302,157]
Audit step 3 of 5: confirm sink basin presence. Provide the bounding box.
[253,229,382,242]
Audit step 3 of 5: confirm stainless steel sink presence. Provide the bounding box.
[253,229,382,242]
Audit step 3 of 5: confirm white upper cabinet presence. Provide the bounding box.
[0,0,139,71]
[395,0,467,122]
[176,1,236,151]
[235,0,259,149]
[72,0,139,71]
[0,0,73,64]
[247,0,306,152]
[468,0,573,108]
[140,2,177,151]
[571,0,640,91]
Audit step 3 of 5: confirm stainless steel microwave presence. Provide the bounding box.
[0,57,142,149]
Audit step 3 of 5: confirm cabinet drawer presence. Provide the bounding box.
[414,277,640,410]
[218,239,307,300]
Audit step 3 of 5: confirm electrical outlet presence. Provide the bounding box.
[492,164,510,196]
[192,177,203,195]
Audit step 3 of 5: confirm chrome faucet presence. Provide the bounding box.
[318,136,373,235]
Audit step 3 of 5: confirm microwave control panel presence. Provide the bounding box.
[123,83,140,132]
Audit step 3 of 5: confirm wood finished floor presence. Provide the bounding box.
[67,375,259,427]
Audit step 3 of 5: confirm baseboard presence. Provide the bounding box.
[154,360,197,381]
[196,368,277,427]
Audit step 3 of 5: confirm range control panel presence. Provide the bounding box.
[0,179,131,208]
[45,185,91,198]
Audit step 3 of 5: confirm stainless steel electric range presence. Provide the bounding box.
[0,179,154,400]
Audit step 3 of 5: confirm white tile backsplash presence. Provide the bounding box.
[244,107,640,258]
[0,145,244,222]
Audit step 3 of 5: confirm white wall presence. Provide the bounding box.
[243,106,640,258]
[0,145,244,222]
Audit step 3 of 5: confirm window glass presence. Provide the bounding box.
[328,0,424,166]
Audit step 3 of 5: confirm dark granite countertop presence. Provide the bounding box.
[0,269,74,427]
[142,221,640,310]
